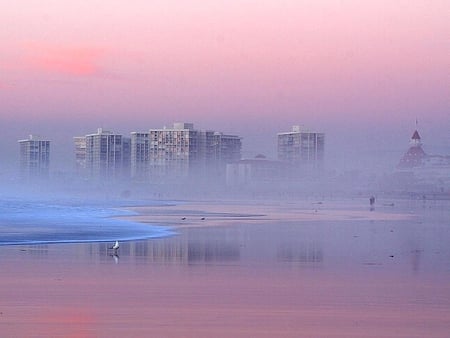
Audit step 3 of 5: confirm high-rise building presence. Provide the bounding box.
[75,128,131,180]
[208,132,242,163]
[204,131,242,177]
[18,135,50,179]
[130,123,242,182]
[130,132,150,181]
[277,125,324,173]
[74,136,87,174]
[147,123,199,180]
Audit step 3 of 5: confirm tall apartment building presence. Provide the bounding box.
[204,131,242,176]
[18,135,50,179]
[75,128,131,180]
[74,136,87,174]
[145,123,198,180]
[277,125,324,173]
[130,132,150,181]
[131,123,242,182]
[207,132,242,163]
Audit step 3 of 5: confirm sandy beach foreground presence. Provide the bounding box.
[1,198,449,337]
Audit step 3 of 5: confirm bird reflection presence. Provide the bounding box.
[111,253,119,264]
[108,241,120,263]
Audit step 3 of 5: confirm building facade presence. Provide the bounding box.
[226,156,289,187]
[130,123,242,182]
[18,135,50,179]
[208,132,242,164]
[75,128,131,180]
[148,123,199,181]
[277,125,324,174]
[130,132,151,181]
[74,136,87,174]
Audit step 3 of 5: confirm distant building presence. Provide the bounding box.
[75,128,131,180]
[122,136,131,178]
[74,136,87,174]
[226,155,289,187]
[397,130,426,169]
[202,131,242,178]
[395,128,450,192]
[148,122,200,181]
[130,123,242,182]
[277,125,325,174]
[130,132,151,181]
[18,135,50,179]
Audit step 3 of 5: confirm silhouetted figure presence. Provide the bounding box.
[369,196,375,211]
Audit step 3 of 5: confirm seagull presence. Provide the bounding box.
[110,241,119,251]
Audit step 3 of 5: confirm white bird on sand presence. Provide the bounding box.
[110,241,119,251]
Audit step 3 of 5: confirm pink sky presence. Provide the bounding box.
[0,0,449,169]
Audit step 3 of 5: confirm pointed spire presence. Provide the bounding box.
[398,122,426,169]
[410,118,422,146]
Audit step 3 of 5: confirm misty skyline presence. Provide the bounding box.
[1,1,449,174]
[6,119,448,176]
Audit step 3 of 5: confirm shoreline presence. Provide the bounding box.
[1,197,449,337]
[0,197,430,247]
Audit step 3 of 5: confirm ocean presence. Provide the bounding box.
[0,198,174,245]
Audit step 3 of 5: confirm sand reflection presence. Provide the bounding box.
[1,199,450,337]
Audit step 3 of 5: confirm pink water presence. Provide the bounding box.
[1,199,449,337]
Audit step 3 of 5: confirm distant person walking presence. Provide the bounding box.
[369,196,375,206]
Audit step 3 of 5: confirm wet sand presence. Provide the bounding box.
[124,199,414,228]
[1,198,450,337]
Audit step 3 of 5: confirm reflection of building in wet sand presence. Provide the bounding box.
[21,245,49,258]
[277,242,323,265]
[84,226,325,267]
[187,239,240,263]
[94,229,241,264]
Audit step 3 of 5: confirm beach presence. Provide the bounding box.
[1,198,450,337]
